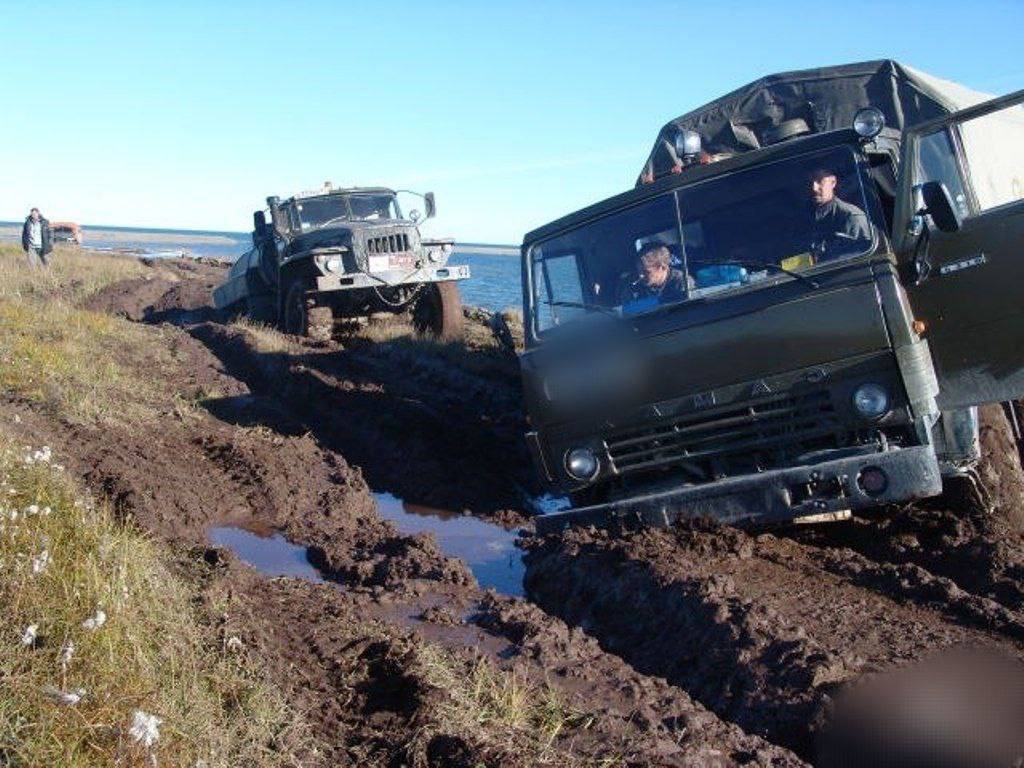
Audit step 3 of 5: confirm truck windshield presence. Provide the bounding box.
[530,146,875,334]
[294,194,401,230]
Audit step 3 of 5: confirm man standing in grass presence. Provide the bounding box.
[21,208,53,268]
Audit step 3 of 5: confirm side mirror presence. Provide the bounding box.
[424,192,436,219]
[920,181,962,233]
[253,210,268,242]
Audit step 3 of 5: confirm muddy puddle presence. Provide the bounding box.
[210,493,525,595]
[209,525,325,583]
[375,493,525,596]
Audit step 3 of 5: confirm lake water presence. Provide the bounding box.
[76,227,524,313]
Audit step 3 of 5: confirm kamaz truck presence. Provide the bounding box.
[519,61,1024,533]
[213,184,469,340]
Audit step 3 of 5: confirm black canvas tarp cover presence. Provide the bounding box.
[638,60,989,184]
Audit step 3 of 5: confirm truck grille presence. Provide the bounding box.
[606,390,842,477]
[366,232,412,254]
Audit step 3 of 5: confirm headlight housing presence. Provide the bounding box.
[315,250,347,274]
[853,107,885,139]
[852,382,890,419]
[565,447,600,481]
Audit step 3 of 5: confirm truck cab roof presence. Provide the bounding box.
[525,127,880,245]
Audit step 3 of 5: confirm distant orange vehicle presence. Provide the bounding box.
[51,221,83,245]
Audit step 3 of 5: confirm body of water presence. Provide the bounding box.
[4,223,525,313]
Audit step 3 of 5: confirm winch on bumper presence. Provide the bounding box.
[534,444,942,535]
[316,263,470,292]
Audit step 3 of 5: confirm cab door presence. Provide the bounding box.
[894,89,1024,409]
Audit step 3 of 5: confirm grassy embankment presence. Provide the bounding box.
[0,244,590,766]
[0,244,306,766]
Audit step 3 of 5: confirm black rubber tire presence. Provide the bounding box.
[281,279,333,342]
[412,282,463,340]
[245,294,277,325]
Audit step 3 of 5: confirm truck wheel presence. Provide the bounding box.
[412,282,463,340]
[245,294,277,325]
[282,279,334,342]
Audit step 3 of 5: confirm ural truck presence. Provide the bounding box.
[520,60,1024,534]
[213,184,470,340]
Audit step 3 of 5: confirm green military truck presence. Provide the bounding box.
[518,61,1024,533]
[213,184,469,340]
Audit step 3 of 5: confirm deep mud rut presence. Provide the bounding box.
[11,255,1024,766]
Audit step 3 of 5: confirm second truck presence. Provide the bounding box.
[214,183,470,340]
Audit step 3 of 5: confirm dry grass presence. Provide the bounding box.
[413,644,593,765]
[0,245,178,427]
[0,244,147,305]
[0,433,306,767]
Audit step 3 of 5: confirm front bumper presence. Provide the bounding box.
[534,444,942,534]
[315,263,470,292]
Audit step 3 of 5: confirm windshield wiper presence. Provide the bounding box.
[707,260,819,289]
[545,300,619,317]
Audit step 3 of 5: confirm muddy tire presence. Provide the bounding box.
[412,282,463,340]
[245,294,277,325]
[282,279,334,342]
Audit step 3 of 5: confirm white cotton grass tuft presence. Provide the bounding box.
[82,607,107,631]
[129,709,162,748]
[31,549,51,575]
[23,446,52,465]
[43,685,86,706]
[20,624,38,646]
[59,640,75,671]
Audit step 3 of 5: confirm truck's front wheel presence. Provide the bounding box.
[282,279,334,342]
[412,282,463,340]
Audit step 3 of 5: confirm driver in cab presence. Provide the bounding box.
[616,244,688,309]
[808,167,872,261]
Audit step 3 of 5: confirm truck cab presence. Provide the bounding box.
[213,184,469,340]
[522,67,1024,533]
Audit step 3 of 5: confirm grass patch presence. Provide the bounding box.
[414,644,592,765]
[0,433,306,767]
[0,244,147,305]
[0,296,167,427]
[0,245,179,427]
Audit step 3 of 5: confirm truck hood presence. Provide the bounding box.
[521,276,891,432]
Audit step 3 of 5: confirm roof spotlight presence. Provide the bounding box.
[674,129,702,159]
[853,107,886,139]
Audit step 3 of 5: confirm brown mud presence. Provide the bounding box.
[10,254,1024,765]
[4,256,804,766]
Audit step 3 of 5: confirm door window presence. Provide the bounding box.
[916,100,1024,217]
[916,130,971,219]
[958,102,1024,211]
[533,252,586,331]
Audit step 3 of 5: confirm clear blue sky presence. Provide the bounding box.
[2,0,1021,243]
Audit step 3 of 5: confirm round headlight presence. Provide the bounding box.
[565,447,599,481]
[853,107,886,139]
[427,248,443,263]
[324,256,343,273]
[852,383,890,419]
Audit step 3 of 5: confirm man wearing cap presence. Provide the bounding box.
[21,208,54,268]
[809,168,872,261]
[616,244,688,306]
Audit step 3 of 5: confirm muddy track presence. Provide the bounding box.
[1,260,809,765]
[524,519,1024,760]
[41,259,1024,765]
[787,404,1024,614]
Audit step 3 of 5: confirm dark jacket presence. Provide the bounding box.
[22,216,53,255]
[617,267,688,305]
[810,198,871,261]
